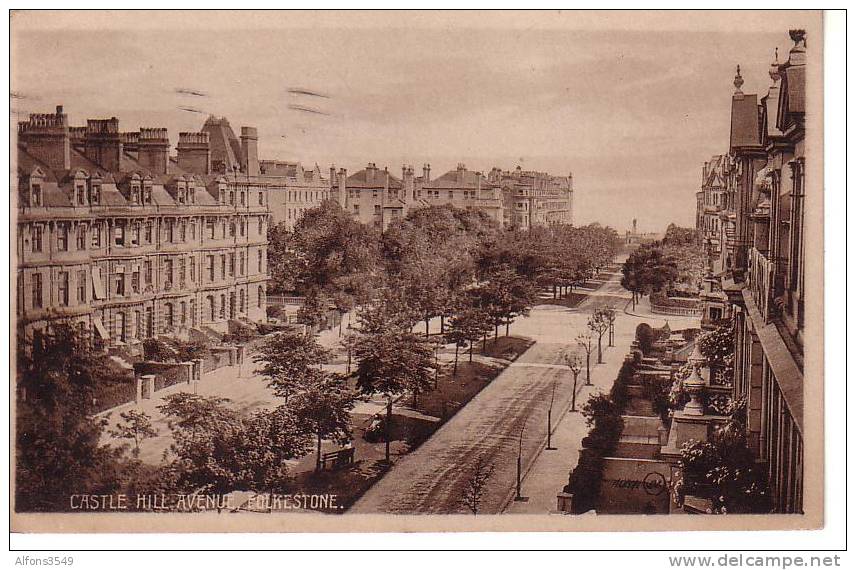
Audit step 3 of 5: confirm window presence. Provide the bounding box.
[448,190,454,199]
[57,224,69,251]
[77,225,87,250]
[229,191,235,205]
[146,306,154,337]
[180,221,187,242]
[219,294,226,319]
[239,252,245,275]
[135,311,143,339]
[144,221,153,244]
[207,256,215,281]
[240,219,246,236]
[258,285,265,307]
[207,220,216,239]
[258,218,263,235]
[167,220,175,242]
[90,184,101,205]
[229,292,236,319]
[230,221,236,237]
[116,312,126,342]
[229,253,235,276]
[131,223,141,246]
[114,273,125,296]
[189,188,195,204]
[32,273,42,308]
[144,260,153,285]
[58,271,69,306]
[31,225,42,253]
[77,270,87,303]
[142,187,151,204]
[179,258,186,283]
[76,185,86,205]
[258,192,264,206]
[240,191,245,206]
[258,250,263,273]
[165,303,174,329]
[178,188,186,204]
[190,221,196,240]
[31,184,42,207]
[189,299,196,326]
[354,204,360,213]
[207,296,216,321]
[374,205,381,215]
[131,269,140,294]
[219,189,226,204]
[239,289,245,313]
[114,223,125,247]
[220,254,226,278]
[164,259,173,285]
[180,301,187,326]
[190,258,196,282]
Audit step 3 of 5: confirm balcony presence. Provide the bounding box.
[748,247,774,322]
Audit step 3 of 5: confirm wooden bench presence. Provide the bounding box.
[320,447,355,471]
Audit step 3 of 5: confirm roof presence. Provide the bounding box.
[346,168,402,189]
[202,116,242,172]
[729,94,760,150]
[423,168,492,189]
[782,65,805,114]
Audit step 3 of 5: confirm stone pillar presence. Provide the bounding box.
[556,492,573,513]
[194,358,205,382]
[140,374,156,400]
[135,376,143,404]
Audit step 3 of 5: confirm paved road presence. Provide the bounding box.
[349,266,629,514]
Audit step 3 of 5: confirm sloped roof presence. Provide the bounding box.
[729,94,760,150]
[203,116,242,172]
[346,168,402,189]
[782,66,805,114]
[423,168,492,189]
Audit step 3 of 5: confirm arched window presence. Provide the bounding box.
[115,312,126,342]
[164,303,174,329]
[207,295,215,321]
[239,289,245,313]
[219,294,226,319]
[257,285,265,308]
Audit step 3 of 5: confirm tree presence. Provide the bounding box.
[353,327,435,462]
[461,456,495,514]
[447,307,492,371]
[588,309,611,364]
[109,410,158,457]
[16,322,127,511]
[288,372,355,471]
[253,330,330,402]
[576,332,595,386]
[158,393,311,495]
[563,352,583,412]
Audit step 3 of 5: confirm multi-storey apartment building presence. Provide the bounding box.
[331,163,411,230]
[711,30,806,513]
[698,155,729,272]
[417,164,505,225]
[15,106,270,351]
[200,115,330,229]
[487,166,574,229]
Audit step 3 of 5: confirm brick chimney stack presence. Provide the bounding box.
[423,163,431,183]
[176,132,211,175]
[137,128,170,175]
[17,105,71,171]
[337,167,348,209]
[240,126,259,176]
[83,117,122,172]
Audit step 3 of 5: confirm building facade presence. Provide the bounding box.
[15,106,270,351]
[701,30,806,513]
[487,166,574,229]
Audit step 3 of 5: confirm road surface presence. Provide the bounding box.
[349,266,629,514]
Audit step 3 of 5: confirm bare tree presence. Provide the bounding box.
[563,352,583,412]
[108,409,159,457]
[576,332,595,386]
[588,309,611,364]
[461,456,496,514]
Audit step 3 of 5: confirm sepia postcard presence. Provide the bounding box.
[9,9,825,534]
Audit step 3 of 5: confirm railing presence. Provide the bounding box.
[649,302,702,317]
[748,247,774,321]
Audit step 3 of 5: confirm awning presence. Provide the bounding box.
[92,316,109,340]
[92,267,105,300]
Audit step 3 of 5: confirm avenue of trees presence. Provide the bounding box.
[621,224,705,306]
[15,201,622,510]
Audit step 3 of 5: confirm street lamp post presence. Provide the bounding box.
[546,380,557,451]
[515,419,527,501]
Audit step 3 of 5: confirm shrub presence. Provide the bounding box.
[635,323,654,354]
[143,338,175,362]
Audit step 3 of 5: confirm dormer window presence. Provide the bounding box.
[90,184,101,205]
[229,191,235,205]
[189,187,196,204]
[143,186,152,205]
[219,189,226,204]
[131,184,140,204]
[76,185,86,206]
[31,184,42,207]
[178,186,186,204]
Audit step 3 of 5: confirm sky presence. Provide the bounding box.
[11,10,816,233]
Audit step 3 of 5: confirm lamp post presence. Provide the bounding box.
[546,380,557,451]
[515,418,527,501]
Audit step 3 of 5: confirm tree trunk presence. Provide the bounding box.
[597,334,603,364]
[494,324,499,343]
[469,342,473,362]
[338,314,343,337]
[315,431,322,472]
[505,320,510,336]
[571,375,578,411]
[440,315,445,334]
[453,344,459,377]
[553,284,557,299]
[425,318,430,338]
[586,354,591,385]
[482,334,487,352]
[385,395,392,463]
